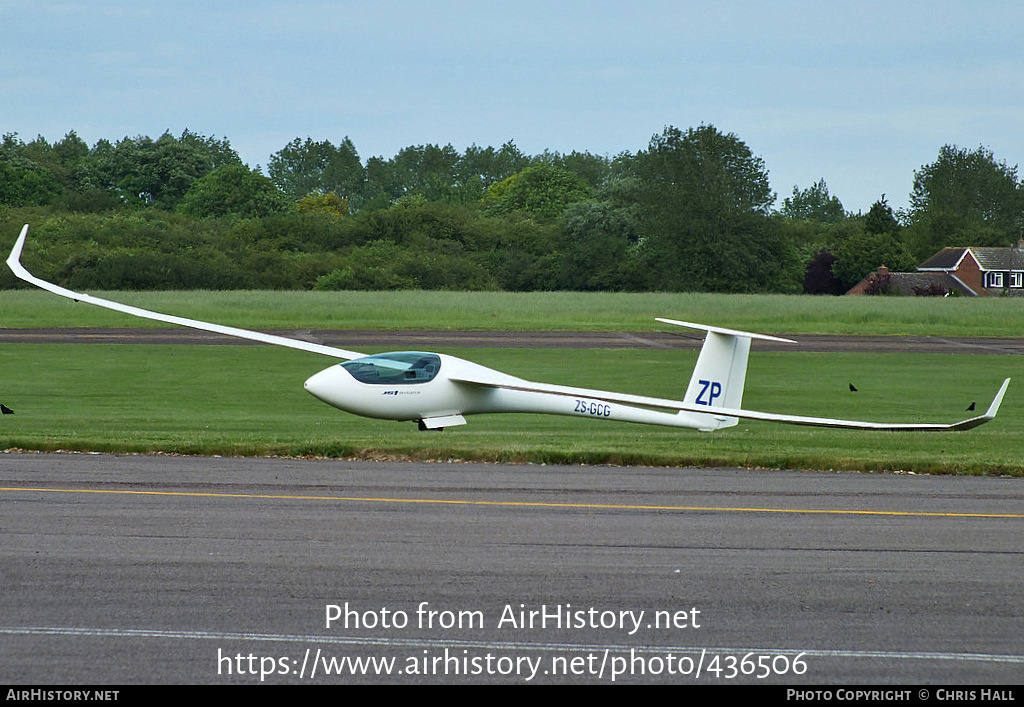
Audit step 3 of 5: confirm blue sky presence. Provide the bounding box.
[4,0,1022,213]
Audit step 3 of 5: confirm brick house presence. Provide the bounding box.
[916,246,1024,295]
[847,243,1024,296]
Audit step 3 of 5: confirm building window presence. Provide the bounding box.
[1011,272,1023,288]
[989,272,1004,288]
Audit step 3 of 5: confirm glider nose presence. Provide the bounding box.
[304,365,348,407]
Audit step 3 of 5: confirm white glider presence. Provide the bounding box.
[7,225,1009,432]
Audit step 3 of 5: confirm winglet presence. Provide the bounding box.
[7,224,30,277]
[987,378,1011,418]
[947,378,1010,431]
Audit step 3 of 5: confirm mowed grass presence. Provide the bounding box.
[2,289,1024,336]
[0,343,1019,474]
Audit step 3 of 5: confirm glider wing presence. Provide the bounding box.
[7,225,365,360]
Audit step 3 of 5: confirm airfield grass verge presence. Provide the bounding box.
[0,344,1019,475]
[2,289,1024,336]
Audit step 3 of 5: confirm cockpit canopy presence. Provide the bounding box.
[340,352,442,385]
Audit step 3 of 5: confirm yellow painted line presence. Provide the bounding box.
[1,486,1022,518]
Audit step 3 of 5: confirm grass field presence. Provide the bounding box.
[0,342,1019,475]
[2,289,1024,336]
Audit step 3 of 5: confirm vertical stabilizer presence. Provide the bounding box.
[657,318,796,431]
[683,331,752,410]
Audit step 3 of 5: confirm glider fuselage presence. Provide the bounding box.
[303,352,723,430]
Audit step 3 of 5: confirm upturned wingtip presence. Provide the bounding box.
[985,378,1011,419]
[8,224,29,271]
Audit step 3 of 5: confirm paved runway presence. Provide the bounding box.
[1,453,1022,684]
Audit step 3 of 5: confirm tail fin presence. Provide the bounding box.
[657,319,795,430]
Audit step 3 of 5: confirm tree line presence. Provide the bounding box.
[1,126,1021,293]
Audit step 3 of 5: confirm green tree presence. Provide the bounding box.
[179,165,289,219]
[101,130,242,210]
[781,179,845,222]
[483,164,591,220]
[0,160,62,206]
[864,195,901,236]
[633,124,775,215]
[0,134,63,206]
[358,144,463,206]
[627,125,793,291]
[832,229,917,290]
[268,137,364,204]
[387,143,462,202]
[52,131,90,168]
[269,137,331,198]
[456,141,531,191]
[18,132,92,192]
[533,149,612,189]
[832,198,917,289]
[557,200,639,290]
[296,192,348,217]
[907,145,1023,258]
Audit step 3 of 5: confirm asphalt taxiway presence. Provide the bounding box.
[1,452,1022,684]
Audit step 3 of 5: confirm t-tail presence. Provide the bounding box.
[657,318,796,431]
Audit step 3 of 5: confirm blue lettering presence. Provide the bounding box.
[696,380,723,406]
[709,381,722,404]
[696,380,710,405]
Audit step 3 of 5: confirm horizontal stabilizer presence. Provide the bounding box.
[656,318,796,344]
